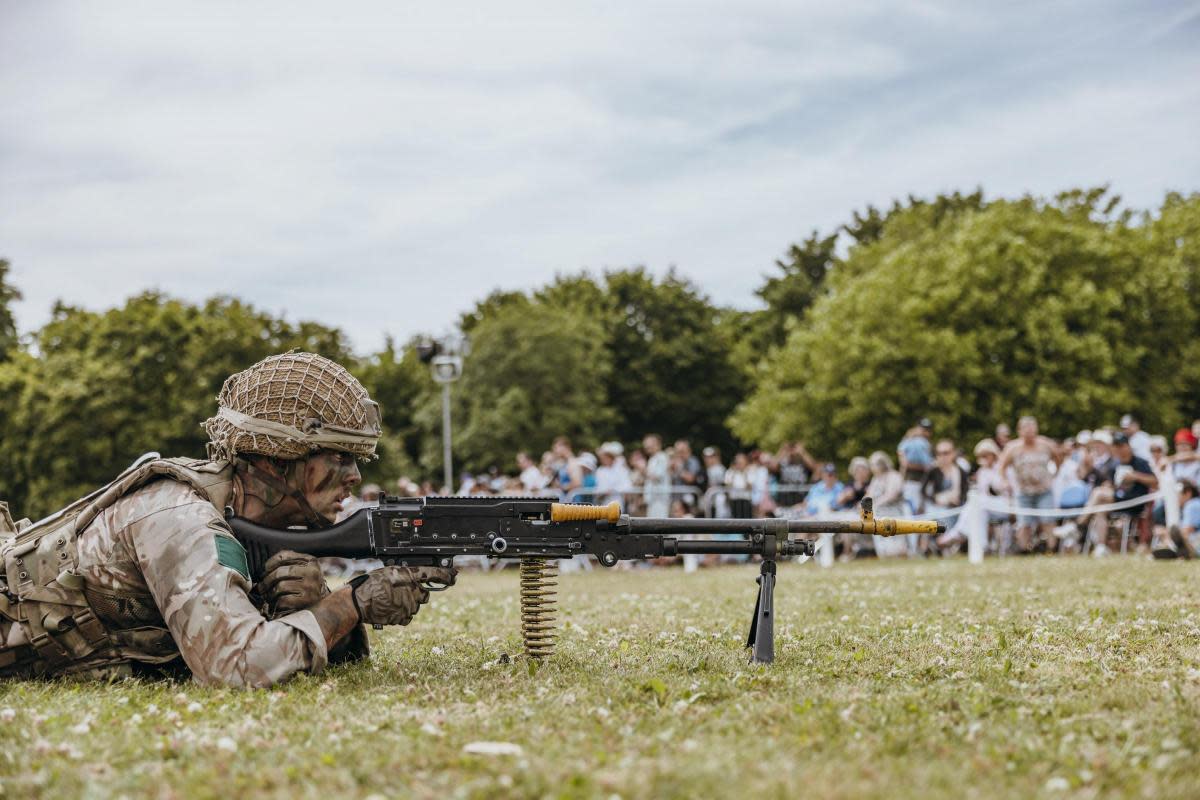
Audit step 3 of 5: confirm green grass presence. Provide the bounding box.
[2,557,1200,799]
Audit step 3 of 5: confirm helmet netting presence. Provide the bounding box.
[203,351,379,460]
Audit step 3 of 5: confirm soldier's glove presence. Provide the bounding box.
[409,565,458,591]
[348,565,457,626]
[258,550,330,617]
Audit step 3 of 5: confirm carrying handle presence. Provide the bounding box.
[550,501,621,523]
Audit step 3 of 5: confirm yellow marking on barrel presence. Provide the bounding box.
[859,501,940,536]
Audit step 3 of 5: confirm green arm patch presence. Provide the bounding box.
[214,533,251,581]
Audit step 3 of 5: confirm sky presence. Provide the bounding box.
[2,1,1198,353]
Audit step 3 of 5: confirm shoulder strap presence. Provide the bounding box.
[71,458,235,536]
[12,458,234,548]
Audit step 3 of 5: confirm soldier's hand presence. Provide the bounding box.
[408,565,458,591]
[258,550,330,616]
[350,566,435,626]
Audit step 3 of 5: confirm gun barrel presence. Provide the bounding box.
[626,517,944,536]
[783,518,944,536]
[626,517,791,535]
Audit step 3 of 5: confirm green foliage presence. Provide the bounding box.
[737,231,839,364]
[0,292,350,518]
[731,189,1200,462]
[458,289,530,335]
[1148,192,1200,419]
[599,269,743,449]
[0,259,21,362]
[353,336,431,488]
[406,268,743,477]
[757,231,839,327]
[413,300,617,475]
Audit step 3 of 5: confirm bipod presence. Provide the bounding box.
[745,558,776,664]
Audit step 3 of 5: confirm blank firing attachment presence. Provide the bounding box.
[857,497,944,536]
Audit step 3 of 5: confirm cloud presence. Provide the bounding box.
[1,1,1197,351]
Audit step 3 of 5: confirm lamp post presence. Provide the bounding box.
[417,336,466,493]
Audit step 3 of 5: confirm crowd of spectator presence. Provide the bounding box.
[358,413,1200,566]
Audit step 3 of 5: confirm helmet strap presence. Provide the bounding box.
[239,458,332,530]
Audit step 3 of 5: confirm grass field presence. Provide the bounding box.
[2,557,1200,799]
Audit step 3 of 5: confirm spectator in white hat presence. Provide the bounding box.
[576,451,599,500]
[595,443,633,508]
[517,451,548,493]
[1120,414,1153,462]
[837,457,872,511]
[702,447,730,517]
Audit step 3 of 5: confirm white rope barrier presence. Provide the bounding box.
[976,491,1161,517]
[802,487,1168,568]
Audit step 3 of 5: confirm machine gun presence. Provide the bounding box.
[227,496,941,664]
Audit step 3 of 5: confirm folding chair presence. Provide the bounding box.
[1117,503,1154,554]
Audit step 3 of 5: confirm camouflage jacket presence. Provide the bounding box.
[0,459,343,687]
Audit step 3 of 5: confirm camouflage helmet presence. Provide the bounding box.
[203,351,381,461]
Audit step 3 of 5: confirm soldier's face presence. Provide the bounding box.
[302,450,362,522]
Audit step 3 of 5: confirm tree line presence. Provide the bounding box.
[1,186,1197,518]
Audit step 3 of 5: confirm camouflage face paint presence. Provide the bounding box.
[302,451,361,523]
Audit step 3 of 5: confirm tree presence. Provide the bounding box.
[0,259,21,362]
[0,292,351,518]
[742,231,839,358]
[354,336,430,488]
[412,301,617,475]
[600,269,743,448]
[1148,191,1200,419]
[731,189,1197,462]
[458,289,530,335]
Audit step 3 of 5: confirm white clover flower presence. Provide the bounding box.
[463,741,523,756]
[216,737,237,752]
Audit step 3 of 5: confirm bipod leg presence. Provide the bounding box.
[745,559,776,664]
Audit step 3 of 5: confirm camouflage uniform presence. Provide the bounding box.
[0,352,381,686]
[78,470,329,686]
[0,458,332,686]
